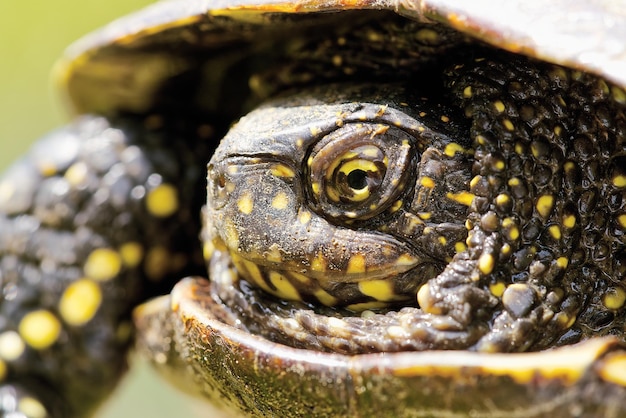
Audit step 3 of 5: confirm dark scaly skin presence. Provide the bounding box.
[205,51,626,354]
[0,115,212,417]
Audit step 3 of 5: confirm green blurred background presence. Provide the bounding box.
[0,1,204,416]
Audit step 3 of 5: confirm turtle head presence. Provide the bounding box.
[203,85,473,310]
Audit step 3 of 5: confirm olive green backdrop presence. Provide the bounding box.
[0,1,203,417]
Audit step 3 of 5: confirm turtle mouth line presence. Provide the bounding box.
[208,237,444,310]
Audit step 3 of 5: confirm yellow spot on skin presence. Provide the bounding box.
[508,177,521,187]
[119,242,143,268]
[556,257,569,269]
[417,283,442,314]
[0,331,25,361]
[444,142,465,157]
[311,252,327,272]
[265,245,282,263]
[64,162,89,186]
[270,164,295,178]
[470,175,481,189]
[347,254,367,274]
[387,325,408,339]
[18,397,47,418]
[311,181,320,195]
[389,200,403,213]
[203,241,214,261]
[446,191,475,206]
[599,353,626,386]
[347,301,388,311]
[237,193,254,214]
[503,119,515,131]
[359,279,395,301]
[496,194,510,206]
[454,242,467,253]
[289,271,309,284]
[555,311,576,328]
[478,253,495,275]
[603,287,626,310]
[271,191,289,210]
[438,236,447,246]
[396,253,418,266]
[548,225,562,240]
[463,86,472,98]
[314,289,338,306]
[236,257,272,294]
[612,175,626,188]
[536,195,555,218]
[0,359,5,380]
[84,248,122,282]
[298,210,312,225]
[618,214,626,229]
[269,271,300,301]
[490,282,506,297]
[19,310,61,350]
[563,214,576,229]
[417,212,431,220]
[309,126,322,136]
[420,176,435,188]
[59,279,102,326]
[494,159,505,171]
[493,101,505,113]
[146,183,179,217]
[440,115,450,123]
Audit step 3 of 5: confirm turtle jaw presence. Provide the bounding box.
[204,228,445,310]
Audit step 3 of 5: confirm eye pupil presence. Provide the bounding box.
[347,169,368,190]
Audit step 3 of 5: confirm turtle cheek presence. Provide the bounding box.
[212,179,434,308]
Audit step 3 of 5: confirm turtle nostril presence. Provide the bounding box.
[217,173,226,189]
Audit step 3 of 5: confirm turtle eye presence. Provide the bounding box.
[307,123,414,221]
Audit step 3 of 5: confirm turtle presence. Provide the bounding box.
[0,0,625,417]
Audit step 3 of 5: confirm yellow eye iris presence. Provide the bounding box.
[337,159,381,202]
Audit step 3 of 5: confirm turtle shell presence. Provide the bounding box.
[64,0,626,416]
[134,278,626,417]
[58,0,626,116]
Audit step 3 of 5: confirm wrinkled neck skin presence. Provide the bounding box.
[203,61,626,354]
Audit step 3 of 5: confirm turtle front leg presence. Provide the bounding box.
[436,53,626,352]
[0,116,211,417]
